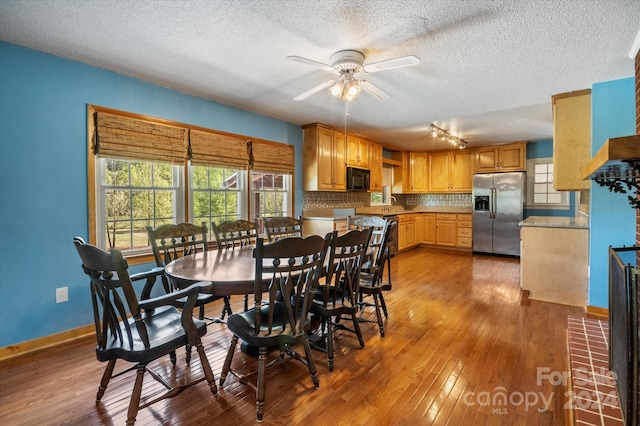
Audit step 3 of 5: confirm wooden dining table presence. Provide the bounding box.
[164,247,266,296]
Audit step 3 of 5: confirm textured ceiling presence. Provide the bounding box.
[1,0,638,151]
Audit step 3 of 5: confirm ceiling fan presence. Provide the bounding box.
[287,50,420,101]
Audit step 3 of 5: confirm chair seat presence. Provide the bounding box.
[97,305,207,363]
[358,273,392,293]
[226,302,311,349]
[312,285,357,315]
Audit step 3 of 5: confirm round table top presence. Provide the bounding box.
[164,248,259,296]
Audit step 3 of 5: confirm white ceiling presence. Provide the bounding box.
[1,0,638,151]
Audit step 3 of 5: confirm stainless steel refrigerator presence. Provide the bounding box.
[472,172,525,256]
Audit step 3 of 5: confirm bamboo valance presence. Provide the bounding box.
[249,141,295,174]
[93,111,188,164]
[188,129,250,169]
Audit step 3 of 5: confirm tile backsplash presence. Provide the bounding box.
[407,193,472,207]
[303,191,471,210]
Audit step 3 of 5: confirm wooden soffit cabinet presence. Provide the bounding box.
[552,89,591,190]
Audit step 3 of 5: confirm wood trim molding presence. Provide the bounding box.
[586,305,608,320]
[0,324,94,361]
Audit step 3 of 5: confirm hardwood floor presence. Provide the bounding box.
[0,248,586,425]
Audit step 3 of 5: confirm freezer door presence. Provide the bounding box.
[472,174,494,253]
[493,172,524,256]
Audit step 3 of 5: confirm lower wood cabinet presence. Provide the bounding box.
[435,214,457,246]
[456,214,472,248]
[303,218,347,237]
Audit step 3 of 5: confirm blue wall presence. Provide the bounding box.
[0,42,304,347]
[588,78,637,307]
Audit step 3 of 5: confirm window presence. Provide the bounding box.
[250,171,292,221]
[191,166,246,231]
[96,158,184,253]
[525,158,569,209]
[88,105,294,256]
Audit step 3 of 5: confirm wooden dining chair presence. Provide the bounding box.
[146,222,232,326]
[347,215,392,284]
[212,219,259,311]
[310,228,372,371]
[73,237,217,425]
[357,219,395,337]
[212,219,258,250]
[264,216,303,242]
[219,234,330,422]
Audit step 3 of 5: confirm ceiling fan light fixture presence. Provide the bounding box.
[330,81,344,97]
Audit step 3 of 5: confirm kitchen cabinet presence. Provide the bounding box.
[368,142,383,192]
[393,152,428,193]
[552,89,591,190]
[303,123,346,191]
[346,135,369,169]
[476,142,526,173]
[520,218,589,307]
[428,149,474,193]
[456,214,472,248]
[435,214,457,246]
[422,213,436,244]
[303,217,348,237]
[397,214,416,251]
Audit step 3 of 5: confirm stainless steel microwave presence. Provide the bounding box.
[346,167,370,191]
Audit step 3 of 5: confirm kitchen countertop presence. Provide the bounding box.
[519,216,589,229]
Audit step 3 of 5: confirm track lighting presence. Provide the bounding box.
[430,124,467,149]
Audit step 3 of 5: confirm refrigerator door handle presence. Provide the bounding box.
[490,187,496,219]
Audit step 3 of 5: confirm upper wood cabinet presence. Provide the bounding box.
[476,142,526,173]
[428,149,474,193]
[368,142,383,192]
[346,135,369,169]
[302,124,346,191]
[552,89,591,190]
[391,151,428,193]
[409,152,428,193]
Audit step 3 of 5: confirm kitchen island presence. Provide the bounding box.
[519,216,589,308]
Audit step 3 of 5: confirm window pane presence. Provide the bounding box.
[155,190,174,221]
[534,194,547,203]
[153,163,173,187]
[105,159,129,185]
[130,162,152,186]
[131,190,153,220]
[534,183,547,193]
[226,192,238,215]
[193,191,210,216]
[192,166,208,189]
[548,193,562,204]
[534,173,547,183]
[209,168,224,188]
[534,164,548,174]
[210,192,225,216]
[106,189,131,219]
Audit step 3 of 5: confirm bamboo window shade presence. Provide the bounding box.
[249,141,295,174]
[189,129,250,169]
[93,111,188,164]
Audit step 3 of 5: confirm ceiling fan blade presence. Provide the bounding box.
[359,80,391,100]
[361,55,421,73]
[286,55,336,72]
[293,80,335,101]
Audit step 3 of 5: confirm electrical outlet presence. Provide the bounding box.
[55,287,68,303]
